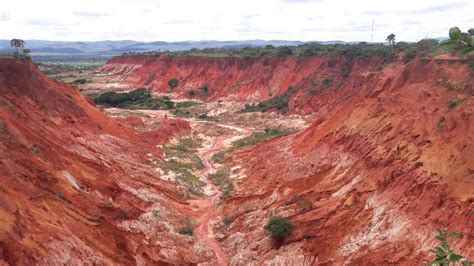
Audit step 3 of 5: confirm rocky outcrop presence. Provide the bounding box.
[0,59,213,265]
[213,57,474,264]
[97,55,384,110]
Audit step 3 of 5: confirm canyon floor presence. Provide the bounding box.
[4,55,471,265]
[69,69,310,264]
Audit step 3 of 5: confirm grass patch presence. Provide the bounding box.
[208,168,234,199]
[196,113,218,121]
[212,128,291,163]
[176,101,199,108]
[69,78,89,85]
[171,108,193,118]
[240,86,297,113]
[447,97,464,109]
[155,138,205,196]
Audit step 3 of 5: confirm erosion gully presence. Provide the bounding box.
[190,121,254,265]
[130,109,254,265]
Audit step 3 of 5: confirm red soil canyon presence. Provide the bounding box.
[1,53,473,265]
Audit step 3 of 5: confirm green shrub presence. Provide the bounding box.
[403,50,417,63]
[198,84,209,92]
[211,128,291,163]
[376,63,383,71]
[188,90,196,97]
[128,87,151,101]
[264,216,294,240]
[448,98,460,109]
[176,101,198,108]
[172,108,192,117]
[240,86,297,113]
[179,226,193,235]
[427,228,471,265]
[322,76,333,88]
[299,199,313,211]
[439,26,474,55]
[70,78,88,85]
[223,214,234,226]
[208,168,234,199]
[277,46,293,56]
[94,88,153,107]
[341,66,349,77]
[168,78,179,88]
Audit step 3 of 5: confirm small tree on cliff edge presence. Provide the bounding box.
[10,39,25,54]
[386,34,396,46]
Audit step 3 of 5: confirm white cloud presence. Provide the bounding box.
[0,0,472,42]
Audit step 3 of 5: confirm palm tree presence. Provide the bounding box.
[386,34,396,46]
[10,39,25,54]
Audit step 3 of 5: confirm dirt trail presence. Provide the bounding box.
[191,122,254,265]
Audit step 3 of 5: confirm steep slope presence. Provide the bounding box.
[211,57,474,264]
[0,59,214,264]
[97,55,385,106]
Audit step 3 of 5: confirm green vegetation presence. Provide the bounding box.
[447,98,462,109]
[171,108,193,118]
[188,90,196,97]
[322,76,333,88]
[426,228,471,265]
[176,101,199,108]
[464,55,474,71]
[439,27,474,55]
[155,138,205,196]
[179,217,194,235]
[198,83,209,93]
[283,194,313,211]
[212,128,291,163]
[10,39,25,54]
[222,214,234,226]
[94,88,198,110]
[208,168,234,199]
[179,226,193,235]
[240,86,297,113]
[70,78,89,85]
[168,78,179,88]
[376,63,384,71]
[197,113,217,121]
[129,40,446,62]
[341,66,349,77]
[37,62,103,75]
[386,34,396,46]
[264,216,294,240]
[298,199,313,211]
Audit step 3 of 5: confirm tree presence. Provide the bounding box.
[386,34,396,46]
[264,215,294,240]
[10,39,25,54]
[439,26,474,55]
[277,46,293,56]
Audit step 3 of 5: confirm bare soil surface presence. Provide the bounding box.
[54,69,309,264]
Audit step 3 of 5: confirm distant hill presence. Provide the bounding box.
[0,40,344,61]
[0,39,325,62]
[0,38,446,62]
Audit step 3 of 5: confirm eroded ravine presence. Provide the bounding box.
[190,122,255,265]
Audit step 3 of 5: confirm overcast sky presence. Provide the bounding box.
[0,0,472,42]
